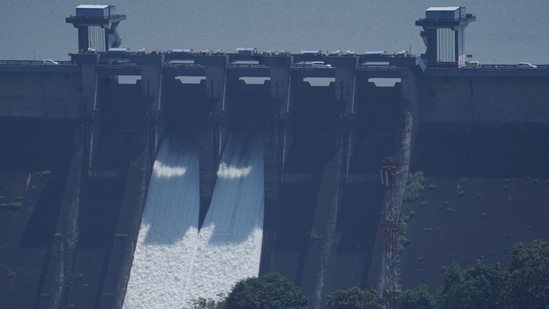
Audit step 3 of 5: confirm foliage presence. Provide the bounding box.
[399,240,549,309]
[224,272,307,309]
[436,261,511,309]
[187,241,549,309]
[190,296,226,309]
[508,240,549,309]
[0,195,23,209]
[35,169,52,177]
[0,201,23,209]
[404,171,425,201]
[326,287,383,309]
[400,284,436,309]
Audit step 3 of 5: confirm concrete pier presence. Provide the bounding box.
[270,63,292,117]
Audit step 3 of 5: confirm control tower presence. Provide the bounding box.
[66,4,126,52]
[416,7,475,68]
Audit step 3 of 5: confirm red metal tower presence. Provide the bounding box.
[380,156,400,309]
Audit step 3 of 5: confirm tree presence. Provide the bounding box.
[190,296,226,309]
[436,261,511,309]
[400,284,436,309]
[326,287,383,309]
[508,240,549,309]
[224,272,308,309]
[398,240,549,309]
[467,261,511,309]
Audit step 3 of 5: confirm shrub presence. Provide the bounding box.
[405,171,425,201]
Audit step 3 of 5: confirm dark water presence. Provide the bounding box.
[1,0,548,65]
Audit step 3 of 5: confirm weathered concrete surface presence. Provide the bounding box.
[0,72,82,119]
[416,75,549,124]
[401,123,549,292]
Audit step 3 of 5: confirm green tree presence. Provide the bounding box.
[467,261,511,309]
[190,296,226,309]
[404,171,425,201]
[436,262,476,309]
[508,240,549,309]
[436,261,511,309]
[326,287,383,309]
[224,272,307,309]
[400,284,436,309]
[399,240,549,309]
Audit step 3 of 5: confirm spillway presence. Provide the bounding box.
[124,132,200,308]
[185,130,265,303]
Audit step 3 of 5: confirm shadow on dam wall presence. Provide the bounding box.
[63,81,147,309]
[266,80,339,288]
[411,123,549,178]
[265,77,403,306]
[267,128,330,285]
[0,119,75,309]
[0,78,149,308]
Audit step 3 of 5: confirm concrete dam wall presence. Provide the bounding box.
[414,74,549,124]
[0,66,405,309]
[0,71,82,119]
[4,4,549,307]
[1,62,549,308]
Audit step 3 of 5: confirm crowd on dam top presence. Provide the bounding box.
[93,46,409,58]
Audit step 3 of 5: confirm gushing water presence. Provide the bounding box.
[124,130,265,308]
[186,130,265,303]
[124,133,200,308]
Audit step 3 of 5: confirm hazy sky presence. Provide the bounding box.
[1,0,547,64]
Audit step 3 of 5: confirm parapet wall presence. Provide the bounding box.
[3,65,549,127]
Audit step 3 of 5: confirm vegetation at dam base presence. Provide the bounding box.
[399,239,549,309]
[189,272,307,309]
[187,240,549,309]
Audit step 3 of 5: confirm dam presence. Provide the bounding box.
[1,5,549,309]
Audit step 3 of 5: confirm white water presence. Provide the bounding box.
[124,133,200,308]
[185,131,265,303]
[123,130,265,308]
